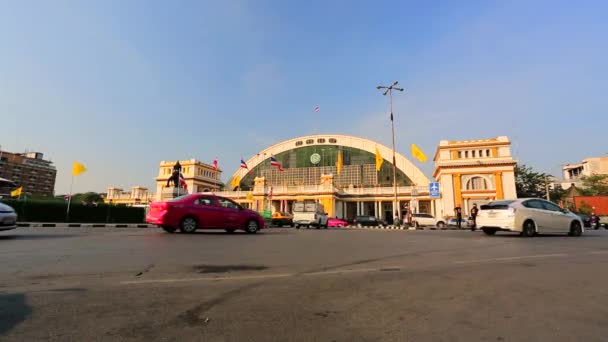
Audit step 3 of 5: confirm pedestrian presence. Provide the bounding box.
[470,204,479,231]
[394,212,400,227]
[455,207,462,229]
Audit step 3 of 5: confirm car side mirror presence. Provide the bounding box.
[561,208,569,214]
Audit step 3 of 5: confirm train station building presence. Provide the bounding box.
[155,134,517,222]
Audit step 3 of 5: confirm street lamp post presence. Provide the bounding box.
[377,81,404,223]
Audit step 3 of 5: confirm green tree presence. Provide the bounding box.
[515,164,548,198]
[72,192,104,205]
[578,201,593,215]
[580,174,608,196]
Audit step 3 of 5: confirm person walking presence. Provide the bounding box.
[455,207,462,229]
[470,204,479,231]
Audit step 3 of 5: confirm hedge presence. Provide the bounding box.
[1,200,145,223]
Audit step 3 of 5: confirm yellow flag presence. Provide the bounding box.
[336,150,343,175]
[231,176,241,189]
[411,144,428,163]
[11,187,22,197]
[375,147,383,171]
[73,162,87,176]
[246,193,253,200]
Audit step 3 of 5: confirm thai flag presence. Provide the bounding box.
[179,173,188,192]
[240,159,248,169]
[212,158,218,170]
[270,155,284,171]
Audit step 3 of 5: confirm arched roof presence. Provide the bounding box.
[231,134,430,185]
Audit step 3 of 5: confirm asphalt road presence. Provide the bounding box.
[1,226,608,341]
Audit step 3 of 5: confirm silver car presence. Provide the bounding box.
[476,199,584,237]
[0,202,17,231]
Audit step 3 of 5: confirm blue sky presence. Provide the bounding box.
[1,0,607,194]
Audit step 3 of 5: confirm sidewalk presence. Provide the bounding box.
[17,222,153,228]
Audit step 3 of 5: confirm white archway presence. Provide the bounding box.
[231,134,429,185]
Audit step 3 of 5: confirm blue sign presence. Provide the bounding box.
[429,182,440,198]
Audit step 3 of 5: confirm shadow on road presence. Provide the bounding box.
[0,293,31,336]
[0,234,77,240]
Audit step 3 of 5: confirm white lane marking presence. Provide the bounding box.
[121,266,405,285]
[589,250,608,255]
[452,253,568,264]
[121,273,294,285]
[302,268,380,276]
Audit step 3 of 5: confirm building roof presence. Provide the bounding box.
[229,134,430,186]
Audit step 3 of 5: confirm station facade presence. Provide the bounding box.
[155,134,517,222]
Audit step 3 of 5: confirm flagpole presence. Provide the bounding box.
[66,174,74,222]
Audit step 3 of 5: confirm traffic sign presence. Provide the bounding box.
[429,182,440,198]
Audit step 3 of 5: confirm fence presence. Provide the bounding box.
[1,200,145,223]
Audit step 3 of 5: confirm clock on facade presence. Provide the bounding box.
[310,153,321,165]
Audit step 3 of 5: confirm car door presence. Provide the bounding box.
[540,200,572,233]
[216,198,241,228]
[194,196,220,228]
[521,199,552,232]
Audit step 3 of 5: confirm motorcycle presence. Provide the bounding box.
[590,215,600,230]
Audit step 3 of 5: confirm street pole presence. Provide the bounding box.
[545,175,551,201]
[377,82,404,223]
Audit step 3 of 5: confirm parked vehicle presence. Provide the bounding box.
[411,213,446,228]
[293,201,328,229]
[353,215,383,227]
[590,214,600,230]
[446,217,469,228]
[0,202,17,232]
[571,211,591,228]
[146,194,265,234]
[327,218,348,227]
[476,199,584,237]
[271,212,294,227]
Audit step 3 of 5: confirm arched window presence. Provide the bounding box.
[466,176,488,190]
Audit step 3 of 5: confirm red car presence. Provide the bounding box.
[146,194,265,234]
[327,218,349,227]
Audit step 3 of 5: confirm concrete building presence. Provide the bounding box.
[155,159,223,200]
[154,135,517,221]
[559,156,608,189]
[0,150,56,197]
[433,137,517,217]
[105,186,154,206]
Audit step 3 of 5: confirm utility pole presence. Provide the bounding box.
[377,81,404,223]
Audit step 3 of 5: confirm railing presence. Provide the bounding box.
[211,185,430,198]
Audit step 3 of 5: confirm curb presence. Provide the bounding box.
[17,222,154,228]
[344,225,464,231]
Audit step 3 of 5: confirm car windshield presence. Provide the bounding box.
[169,195,192,202]
[480,200,516,210]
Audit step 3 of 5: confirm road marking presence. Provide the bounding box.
[121,266,405,285]
[589,250,608,255]
[452,253,568,264]
[121,273,294,285]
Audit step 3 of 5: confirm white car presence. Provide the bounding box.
[476,198,584,237]
[0,202,17,231]
[411,213,446,228]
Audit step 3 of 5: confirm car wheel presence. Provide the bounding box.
[521,220,536,237]
[225,229,235,234]
[569,221,582,237]
[295,224,300,229]
[436,221,445,228]
[482,228,497,236]
[162,226,176,233]
[245,220,259,234]
[180,217,198,234]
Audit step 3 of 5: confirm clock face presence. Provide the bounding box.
[310,153,321,164]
